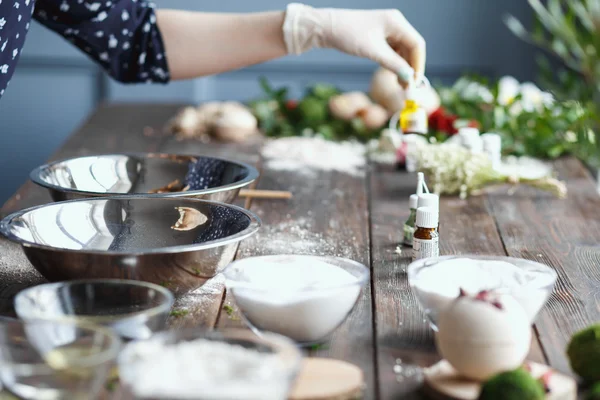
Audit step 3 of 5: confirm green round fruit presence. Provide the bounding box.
[567,324,600,382]
[585,382,600,400]
[297,97,327,125]
[478,368,545,400]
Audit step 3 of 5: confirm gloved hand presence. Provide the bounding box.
[283,3,426,86]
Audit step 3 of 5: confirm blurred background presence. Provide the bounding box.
[0,0,535,203]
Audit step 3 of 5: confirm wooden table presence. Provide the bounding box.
[1,104,599,399]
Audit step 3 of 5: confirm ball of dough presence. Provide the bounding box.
[328,92,372,121]
[435,293,531,381]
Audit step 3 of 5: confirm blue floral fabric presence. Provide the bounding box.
[0,0,169,100]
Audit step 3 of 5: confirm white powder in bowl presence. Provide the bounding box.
[226,257,364,344]
[411,258,554,324]
[118,338,289,400]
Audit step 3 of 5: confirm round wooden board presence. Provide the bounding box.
[288,358,364,400]
[422,360,577,400]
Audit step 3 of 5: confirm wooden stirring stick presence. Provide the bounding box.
[238,189,293,199]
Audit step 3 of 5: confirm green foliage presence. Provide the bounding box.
[438,76,587,160]
[505,0,600,168]
[247,78,383,143]
[567,323,600,383]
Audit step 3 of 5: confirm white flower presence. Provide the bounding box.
[498,76,520,106]
[519,82,554,112]
[498,76,554,114]
[564,130,577,143]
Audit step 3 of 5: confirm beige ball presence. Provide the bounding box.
[435,294,531,381]
[328,92,372,121]
[211,102,258,143]
[358,104,389,130]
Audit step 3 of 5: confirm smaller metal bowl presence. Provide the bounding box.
[14,280,174,341]
[0,197,261,296]
[118,329,301,400]
[30,153,259,203]
[0,319,120,400]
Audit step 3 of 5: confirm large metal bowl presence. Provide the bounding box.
[0,197,261,296]
[30,153,259,203]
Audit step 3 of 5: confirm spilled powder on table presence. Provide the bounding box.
[260,137,366,177]
[172,275,225,314]
[239,217,358,259]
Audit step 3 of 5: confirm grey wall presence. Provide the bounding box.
[0,0,535,203]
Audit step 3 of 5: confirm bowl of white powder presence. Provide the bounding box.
[222,255,369,346]
[118,328,301,400]
[407,255,557,331]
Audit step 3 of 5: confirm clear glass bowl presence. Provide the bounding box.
[222,255,370,346]
[0,319,120,400]
[118,329,302,400]
[14,280,174,341]
[407,255,558,331]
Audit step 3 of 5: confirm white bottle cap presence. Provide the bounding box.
[418,193,439,211]
[409,194,418,209]
[481,133,502,152]
[416,207,439,228]
[458,127,480,140]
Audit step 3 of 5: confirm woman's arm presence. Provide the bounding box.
[156,10,287,81]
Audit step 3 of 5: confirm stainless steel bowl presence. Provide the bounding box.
[0,197,260,296]
[30,153,259,203]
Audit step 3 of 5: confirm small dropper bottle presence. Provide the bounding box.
[481,133,502,170]
[400,81,428,135]
[412,206,440,261]
[403,173,425,246]
[417,192,440,232]
[458,127,482,153]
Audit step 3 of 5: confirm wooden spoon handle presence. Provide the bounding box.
[238,189,293,199]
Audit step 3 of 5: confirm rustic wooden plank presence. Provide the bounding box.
[369,166,547,400]
[217,163,376,399]
[487,157,600,376]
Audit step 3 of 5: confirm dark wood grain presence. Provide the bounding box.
[216,162,376,399]
[369,165,547,400]
[487,157,600,376]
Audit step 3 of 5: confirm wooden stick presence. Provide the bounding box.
[238,189,293,200]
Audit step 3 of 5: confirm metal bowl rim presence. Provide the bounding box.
[14,279,175,323]
[0,196,261,256]
[29,152,260,198]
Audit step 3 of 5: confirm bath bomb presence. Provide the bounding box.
[435,291,531,381]
[567,323,600,382]
[478,368,545,400]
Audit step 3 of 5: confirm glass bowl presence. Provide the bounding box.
[222,255,370,346]
[407,255,558,331]
[117,329,301,400]
[14,280,174,341]
[0,319,120,400]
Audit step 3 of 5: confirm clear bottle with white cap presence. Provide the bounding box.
[481,132,502,170]
[400,82,428,135]
[458,127,483,153]
[412,206,439,261]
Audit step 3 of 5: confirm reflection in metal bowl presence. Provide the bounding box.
[0,197,261,296]
[30,153,259,204]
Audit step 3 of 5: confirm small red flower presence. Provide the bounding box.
[428,107,459,135]
[285,100,298,110]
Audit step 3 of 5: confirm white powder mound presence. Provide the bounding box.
[260,137,366,176]
[118,338,288,400]
[412,258,555,323]
[226,256,363,343]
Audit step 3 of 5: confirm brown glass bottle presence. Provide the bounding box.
[412,207,439,261]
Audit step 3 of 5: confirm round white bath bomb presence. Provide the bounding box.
[435,294,531,381]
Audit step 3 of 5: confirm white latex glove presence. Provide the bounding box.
[283,3,426,85]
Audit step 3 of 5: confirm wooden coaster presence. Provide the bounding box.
[288,358,364,400]
[422,360,577,400]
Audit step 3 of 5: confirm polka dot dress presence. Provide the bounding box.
[184,158,227,191]
[0,0,169,100]
[194,205,250,244]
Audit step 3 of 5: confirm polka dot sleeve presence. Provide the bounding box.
[33,0,169,83]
